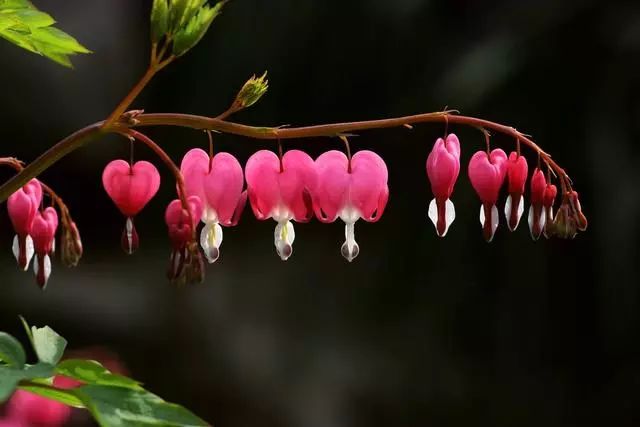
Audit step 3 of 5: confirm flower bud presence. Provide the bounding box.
[234,72,269,109]
[60,220,83,268]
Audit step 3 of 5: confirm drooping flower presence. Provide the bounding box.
[542,182,558,238]
[504,151,528,231]
[165,196,205,284]
[102,160,160,254]
[527,168,547,240]
[31,207,58,289]
[426,133,460,237]
[7,179,42,270]
[60,219,83,268]
[180,148,247,263]
[245,150,317,260]
[468,149,508,242]
[313,150,389,262]
[548,190,587,239]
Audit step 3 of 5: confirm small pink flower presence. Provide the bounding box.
[7,179,42,270]
[165,196,204,283]
[102,160,160,254]
[426,133,460,237]
[245,150,317,260]
[527,168,547,240]
[504,152,528,231]
[180,148,247,263]
[468,149,508,242]
[31,207,59,289]
[313,150,389,262]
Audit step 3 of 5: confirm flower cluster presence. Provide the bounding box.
[3,133,587,287]
[426,133,587,241]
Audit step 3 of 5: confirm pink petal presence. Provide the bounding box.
[102,160,161,217]
[7,179,42,236]
[506,152,528,194]
[245,150,281,219]
[468,149,507,205]
[313,150,350,222]
[426,134,461,201]
[280,150,317,222]
[31,207,58,254]
[180,148,209,210]
[350,150,388,221]
[203,152,245,225]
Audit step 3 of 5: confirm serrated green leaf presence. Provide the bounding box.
[18,383,85,408]
[150,0,169,42]
[0,0,90,67]
[31,325,67,365]
[0,0,35,10]
[8,9,54,27]
[0,332,26,367]
[56,359,142,390]
[172,1,224,57]
[75,385,209,427]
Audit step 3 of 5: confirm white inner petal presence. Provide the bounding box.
[125,217,134,253]
[200,221,223,264]
[427,199,456,237]
[274,220,295,261]
[480,205,500,242]
[504,195,524,232]
[427,199,438,230]
[43,254,51,288]
[12,235,19,265]
[528,205,547,241]
[341,221,360,262]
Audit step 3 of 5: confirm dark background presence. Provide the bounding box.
[1,0,639,426]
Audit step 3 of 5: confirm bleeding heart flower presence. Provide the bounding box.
[180,148,247,263]
[7,179,42,270]
[504,152,528,231]
[31,207,58,289]
[528,168,547,240]
[468,149,508,242]
[313,150,389,262]
[245,150,317,261]
[102,160,160,254]
[165,196,205,284]
[426,133,460,237]
[542,182,558,238]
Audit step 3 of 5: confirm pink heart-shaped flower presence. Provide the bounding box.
[102,160,160,217]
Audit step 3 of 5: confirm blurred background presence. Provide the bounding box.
[1,0,639,425]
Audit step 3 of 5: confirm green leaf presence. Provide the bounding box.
[0,362,54,402]
[0,0,90,67]
[18,383,85,408]
[31,324,67,365]
[150,0,169,42]
[75,385,209,426]
[56,359,142,390]
[0,332,26,367]
[0,365,24,402]
[172,1,224,57]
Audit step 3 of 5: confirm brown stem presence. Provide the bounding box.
[103,66,158,129]
[133,111,569,181]
[0,110,573,204]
